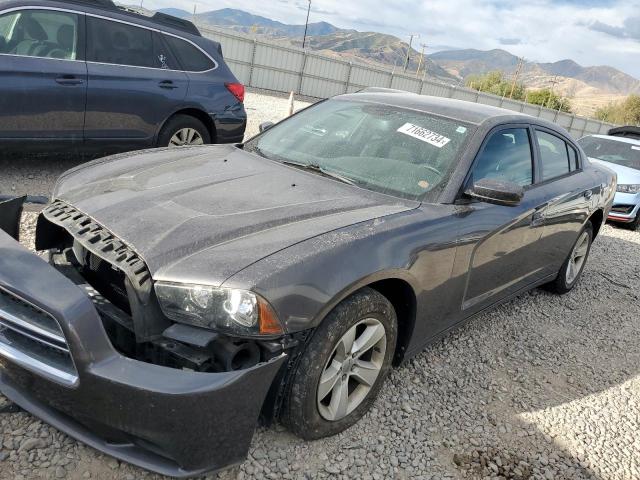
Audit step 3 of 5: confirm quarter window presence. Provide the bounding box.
[536,131,572,181]
[163,34,214,72]
[567,144,579,171]
[472,128,533,186]
[0,10,78,60]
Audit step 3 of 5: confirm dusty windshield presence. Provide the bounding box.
[579,136,640,171]
[245,99,473,201]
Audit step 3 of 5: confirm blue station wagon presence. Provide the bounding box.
[0,0,247,154]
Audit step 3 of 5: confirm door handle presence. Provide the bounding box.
[158,80,178,89]
[55,75,84,85]
[584,190,593,200]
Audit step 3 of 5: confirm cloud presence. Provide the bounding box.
[499,38,522,45]
[144,0,640,78]
[589,16,640,40]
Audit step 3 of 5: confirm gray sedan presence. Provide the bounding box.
[0,89,615,476]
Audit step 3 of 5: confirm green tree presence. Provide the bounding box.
[466,71,526,101]
[595,95,640,124]
[526,88,572,113]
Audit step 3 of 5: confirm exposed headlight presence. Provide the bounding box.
[617,184,640,194]
[155,282,283,336]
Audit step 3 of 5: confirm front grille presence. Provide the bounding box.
[611,205,635,214]
[0,287,78,386]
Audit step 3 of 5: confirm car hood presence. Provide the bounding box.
[53,145,417,285]
[590,158,640,185]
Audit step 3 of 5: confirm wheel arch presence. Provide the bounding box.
[157,108,217,144]
[310,270,419,366]
[588,208,604,239]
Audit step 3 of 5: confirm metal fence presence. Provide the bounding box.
[199,25,616,139]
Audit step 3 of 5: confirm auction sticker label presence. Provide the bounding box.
[397,123,451,148]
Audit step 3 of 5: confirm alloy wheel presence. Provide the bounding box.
[317,318,387,421]
[566,230,590,284]
[168,128,204,147]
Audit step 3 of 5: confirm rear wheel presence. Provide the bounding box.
[283,288,397,440]
[625,212,640,230]
[544,222,593,294]
[157,114,211,147]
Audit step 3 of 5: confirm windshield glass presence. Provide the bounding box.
[579,136,640,171]
[244,99,473,201]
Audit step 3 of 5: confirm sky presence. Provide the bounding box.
[143,0,640,78]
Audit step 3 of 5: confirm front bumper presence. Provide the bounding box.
[607,192,640,223]
[0,226,286,477]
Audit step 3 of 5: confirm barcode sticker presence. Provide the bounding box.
[397,123,451,148]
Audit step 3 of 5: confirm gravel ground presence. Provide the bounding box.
[1,89,639,480]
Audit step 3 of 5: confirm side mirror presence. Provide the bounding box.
[259,121,275,133]
[465,178,524,206]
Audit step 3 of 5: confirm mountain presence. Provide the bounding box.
[195,8,343,37]
[297,31,455,81]
[430,48,640,96]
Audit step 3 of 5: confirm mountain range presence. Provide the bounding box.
[157,7,640,115]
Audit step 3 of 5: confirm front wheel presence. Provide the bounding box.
[157,115,211,148]
[544,222,593,294]
[283,288,397,440]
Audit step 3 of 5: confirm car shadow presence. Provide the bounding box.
[244,226,638,479]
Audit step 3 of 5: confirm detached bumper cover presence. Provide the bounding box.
[0,229,286,477]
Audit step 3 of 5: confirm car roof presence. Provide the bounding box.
[586,134,640,146]
[2,0,202,38]
[338,88,541,126]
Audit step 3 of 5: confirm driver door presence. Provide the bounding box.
[0,9,87,142]
[454,125,551,315]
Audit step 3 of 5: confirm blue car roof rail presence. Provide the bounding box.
[60,0,202,37]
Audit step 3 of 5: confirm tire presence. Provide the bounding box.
[544,222,593,294]
[157,114,211,147]
[624,213,640,231]
[283,287,397,440]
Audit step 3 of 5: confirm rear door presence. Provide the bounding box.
[529,128,594,273]
[0,8,86,142]
[84,16,188,148]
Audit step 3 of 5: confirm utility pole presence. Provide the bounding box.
[509,57,524,99]
[403,34,419,72]
[544,76,559,108]
[302,0,311,49]
[416,43,427,78]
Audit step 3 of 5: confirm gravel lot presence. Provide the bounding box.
[1,89,639,480]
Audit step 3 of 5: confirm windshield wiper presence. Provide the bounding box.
[282,160,356,185]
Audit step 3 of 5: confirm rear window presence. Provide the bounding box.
[87,17,155,68]
[536,130,571,181]
[163,35,214,72]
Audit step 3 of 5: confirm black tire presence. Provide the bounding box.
[624,213,640,231]
[157,114,211,147]
[283,287,397,440]
[544,222,593,294]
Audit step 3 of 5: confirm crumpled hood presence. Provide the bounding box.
[54,145,416,285]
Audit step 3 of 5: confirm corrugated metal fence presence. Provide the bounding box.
[199,25,615,138]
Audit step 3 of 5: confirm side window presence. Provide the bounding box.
[536,131,571,181]
[163,34,214,72]
[153,32,178,70]
[567,144,579,171]
[0,10,78,59]
[87,17,159,68]
[472,128,533,186]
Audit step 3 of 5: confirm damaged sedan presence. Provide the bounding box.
[0,90,615,477]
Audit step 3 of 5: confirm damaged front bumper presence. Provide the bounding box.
[0,225,287,477]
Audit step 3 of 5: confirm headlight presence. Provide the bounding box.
[155,282,283,336]
[617,184,640,194]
